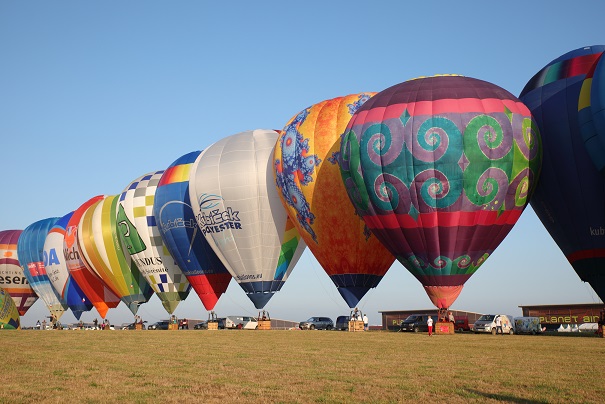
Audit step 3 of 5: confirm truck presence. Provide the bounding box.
[513,317,543,334]
[472,314,515,335]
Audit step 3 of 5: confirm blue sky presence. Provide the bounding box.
[2,1,605,327]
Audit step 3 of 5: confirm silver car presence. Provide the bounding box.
[299,317,333,330]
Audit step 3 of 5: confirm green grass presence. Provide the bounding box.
[0,330,604,403]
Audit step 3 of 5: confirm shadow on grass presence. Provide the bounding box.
[465,389,548,403]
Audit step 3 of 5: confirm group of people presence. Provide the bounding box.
[350,309,369,331]
[35,314,61,330]
[427,310,457,336]
[170,315,189,329]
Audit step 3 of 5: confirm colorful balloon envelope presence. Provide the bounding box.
[0,287,20,329]
[341,75,542,308]
[78,195,154,315]
[154,151,232,311]
[17,217,67,318]
[189,129,307,309]
[274,94,396,308]
[43,212,93,320]
[577,47,605,174]
[117,171,191,314]
[0,229,38,315]
[65,196,121,319]
[521,46,605,301]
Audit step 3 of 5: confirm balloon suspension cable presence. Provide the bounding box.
[224,289,260,317]
[306,253,350,310]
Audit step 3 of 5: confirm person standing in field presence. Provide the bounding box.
[495,316,503,335]
[363,314,369,331]
[427,315,433,336]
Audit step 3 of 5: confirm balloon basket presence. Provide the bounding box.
[135,323,143,331]
[435,322,454,335]
[207,321,219,331]
[257,320,271,330]
[348,320,364,332]
[168,323,179,330]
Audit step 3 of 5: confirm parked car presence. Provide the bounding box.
[299,317,333,330]
[194,321,208,330]
[122,322,146,330]
[195,318,226,329]
[335,315,349,331]
[148,320,170,330]
[472,314,514,335]
[225,316,258,329]
[398,314,434,332]
[454,316,470,332]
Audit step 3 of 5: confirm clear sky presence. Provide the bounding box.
[2,1,605,328]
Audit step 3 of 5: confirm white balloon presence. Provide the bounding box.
[189,129,306,309]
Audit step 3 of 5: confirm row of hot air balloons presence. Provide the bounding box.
[3,45,605,330]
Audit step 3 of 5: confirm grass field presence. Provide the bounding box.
[1,329,604,403]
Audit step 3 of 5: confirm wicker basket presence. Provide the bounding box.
[257,320,271,330]
[435,322,454,335]
[348,320,364,332]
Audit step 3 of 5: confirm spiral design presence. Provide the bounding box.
[410,117,455,162]
[474,167,509,206]
[415,169,456,211]
[364,123,399,167]
[372,173,410,214]
[468,114,511,160]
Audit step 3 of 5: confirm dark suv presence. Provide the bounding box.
[299,317,333,330]
[148,320,170,330]
[398,314,434,332]
[335,315,349,330]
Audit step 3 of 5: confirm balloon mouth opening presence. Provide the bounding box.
[424,285,464,309]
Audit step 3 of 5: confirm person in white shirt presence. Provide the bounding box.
[363,314,369,331]
[427,315,433,336]
[495,316,503,335]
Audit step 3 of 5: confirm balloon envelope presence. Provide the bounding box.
[577,49,605,174]
[341,75,542,308]
[17,217,67,318]
[521,46,605,301]
[154,151,231,311]
[0,287,20,329]
[65,196,121,319]
[190,129,306,309]
[117,171,191,314]
[274,93,395,308]
[43,212,93,320]
[0,229,38,315]
[78,195,154,315]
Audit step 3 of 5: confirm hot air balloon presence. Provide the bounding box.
[520,46,605,301]
[274,94,396,308]
[43,212,93,319]
[0,287,20,329]
[341,75,542,309]
[65,196,121,319]
[189,129,306,309]
[0,230,38,315]
[78,195,154,315]
[17,217,67,319]
[153,151,232,311]
[577,47,605,174]
[117,171,191,314]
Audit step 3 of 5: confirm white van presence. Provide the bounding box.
[513,317,543,334]
[225,316,258,330]
[472,314,514,335]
